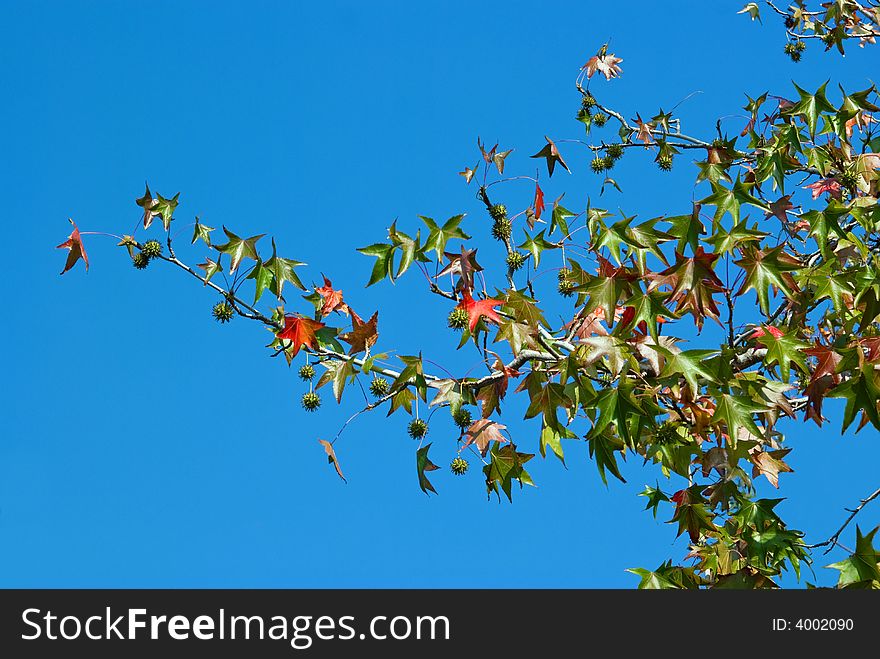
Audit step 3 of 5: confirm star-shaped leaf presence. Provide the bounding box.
[191,216,215,247]
[151,192,180,231]
[213,227,265,274]
[530,136,570,177]
[276,315,325,359]
[340,310,379,355]
[420,214,470,262]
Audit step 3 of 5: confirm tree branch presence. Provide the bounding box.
[807,486,880,555]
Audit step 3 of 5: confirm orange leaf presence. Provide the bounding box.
[458,289,503,333]
[277,315,325,358]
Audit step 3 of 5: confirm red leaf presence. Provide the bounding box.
[277,315,325,358]
[457,289,503,333]
[804,342,843,382]
[56,219,89,275]
[749,325,784,345]
[803,177,842,200]
[534,183,545,220]
[315,276,348,317]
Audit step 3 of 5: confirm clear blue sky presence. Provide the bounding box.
[2,1,878,588]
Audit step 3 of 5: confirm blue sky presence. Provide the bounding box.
[1,1,878,588]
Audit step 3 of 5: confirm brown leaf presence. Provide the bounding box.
[530,136,570,177]
[340,310,379,355]
[458,161,480,184]
[436,246,483,292]
[749,448,793,488]
[701,446,729,478]
[318,439,346,483]
[135,183,159,229]
[767,195,794,222]
[56,219,89,274]
[462,418,508,456]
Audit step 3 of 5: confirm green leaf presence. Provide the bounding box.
[586,427,626,484]
[757,329,809,382]
[213,226,265,274]
[783,81,836,138]
[483,443,535,502]
[197,257,223,285]
[388,221,424,278]
[316,359,356,403]
[706,219,768,256]
[191,216,215,246]
[539,421,575,464]
[517,229,557,267]
[416,443,440,495]
[503,289,550,330]
[152,192,180,231]
[698,176,768,226]
[710,392,765,446]
[264,238,307,298]
[357,242,395,287]
[591,213,645,263]
[657,348,720,393]
[392,354,428,402]
[734,245,801,314]
[246,259,274,303]
[421,214,470,262]
[828,365,880,432]
[550,196,576,237]
[640,482,670,519]
[826,526,880,587]
[666,203,706,255]
[524,382,572,430]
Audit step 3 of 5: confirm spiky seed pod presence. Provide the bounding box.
[301,391,321,412]
[784,14,795,29]
[448,307,469,331]
[657,154,674,171]
[506,251,526,271]
[590,156,607,174]
[592,112,608,127]
[132,252,150,270]
[212,301,234,323]
[558,279,576,297]
[576,107,592,121]
[600,156,615,171]
[606,143,624,160]
[407,418,429,439]
[557,267,572,282]
[654,422,680,446]
[141,239,163,259]
[369,376,390,397]
[788,49,802,62]
[795,40,806,52]
[581,93,597,109]
[298,364,316,381]
[839,170,859,190]
[489,204,507,221]
[453,407,472,430]
[491,217,512,242]
[450,456,469,476]
[784,42,795,54]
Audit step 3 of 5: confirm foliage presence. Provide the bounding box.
[57,7,880,588]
